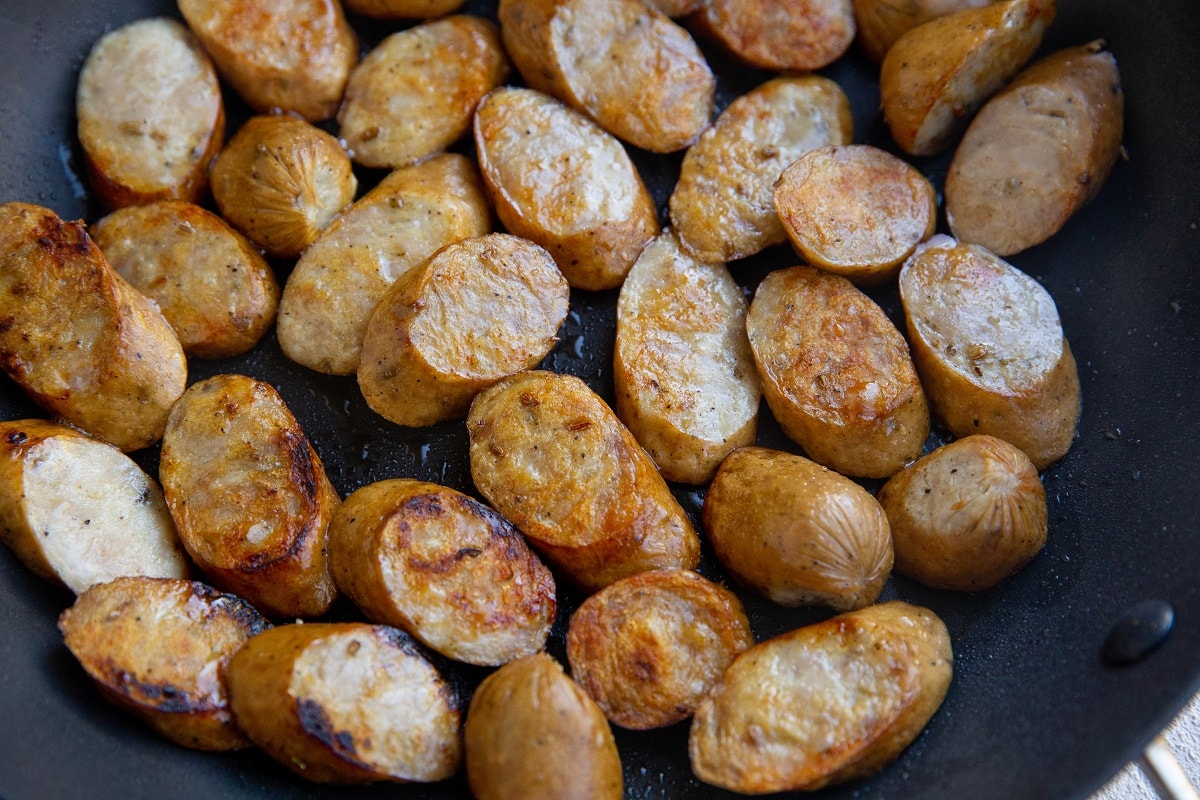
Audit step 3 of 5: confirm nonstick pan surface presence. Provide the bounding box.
[1,1,1198,798]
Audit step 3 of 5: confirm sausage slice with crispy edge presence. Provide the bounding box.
[498,0,714,153]
[76,17,224,211]
[773,144,938,285]
[0,202,187,452]
[328,478,556,666]
[358,233,570,427]
[91,201,279,359]
[467,370,701,592]
[688,0,856,71]
[159,374,339,619]
[226,622,462,784]
[879,0,1055,155]
[745,265,930,478]
[689,600,953,793]
[177,0,358,121]
[474,86,659,291]
[566,568,754,730]
[0,419,188,594]
[338,15,510,170]
[277,153,492,376]
[614,229,760,485]
[58,576,270,750]
[898,235,1081,469]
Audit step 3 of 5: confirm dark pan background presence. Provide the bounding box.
[1,1,1198,798]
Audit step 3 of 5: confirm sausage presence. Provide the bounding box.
[945,40,1125,256]
[773,144,938,284]
[226,622,462,783]
[0,202,187,451]
[689,600,953,793]
[357,233,570,427]
[473,86,659,290]
[613,229,760,484]
[702,446,893,610]
[498,0,714,152]
[338,15,509,169]
[0,419,188,594]
[464,652,622,800]
[159,374,340,618]
[58,576,269,750]
[745,265,930,478]
[688,0,856,71]
[91,200,279,359]
[668,75,853,264]
[177,0,358,121]
[565,568,754,729]
[879,0,1055,155]
[76,17,224,210]
[328,477,556,666]
[467,370,701,592]
[898,235,1081,468]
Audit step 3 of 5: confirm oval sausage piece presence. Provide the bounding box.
[339,15,509,169]
[669,75,853,264]
[474,86,658,290]
[328,478,556,666]
[210,115,357,260]
[773,144,938,284]
[898,235,1081,468]
[76,17,224,211]
[58,576,270,751]
[465,652,623,800]
[852,0,995,64]
[498,0,714,152]
[358,233,570,427]
[746,266,930,478]
[877,434,1047,590]
[0,419,188,594]
[0,203,187,452]
[467,370,701,592]
[702,446,893,610]
[945,41,1124,256]
[91,201,279,359]
[879,0,1055,155]
[178,0,358,121]
[566,569,754,730]
[159,374,339,619]
[277,153,491,376]
[227,622,462,784]
[614,230,760,484]
[688,0,856,71]
[689,600,953,793]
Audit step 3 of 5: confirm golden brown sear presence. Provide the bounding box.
[159,374,340,619]
[328,477,556,666]
[226,622,462,784]
[689,600,953,793]
[566,569,754,729]
[467,370,701,592]
[59,576,269,751]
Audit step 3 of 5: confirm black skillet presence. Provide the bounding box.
[1,1,1199,798]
